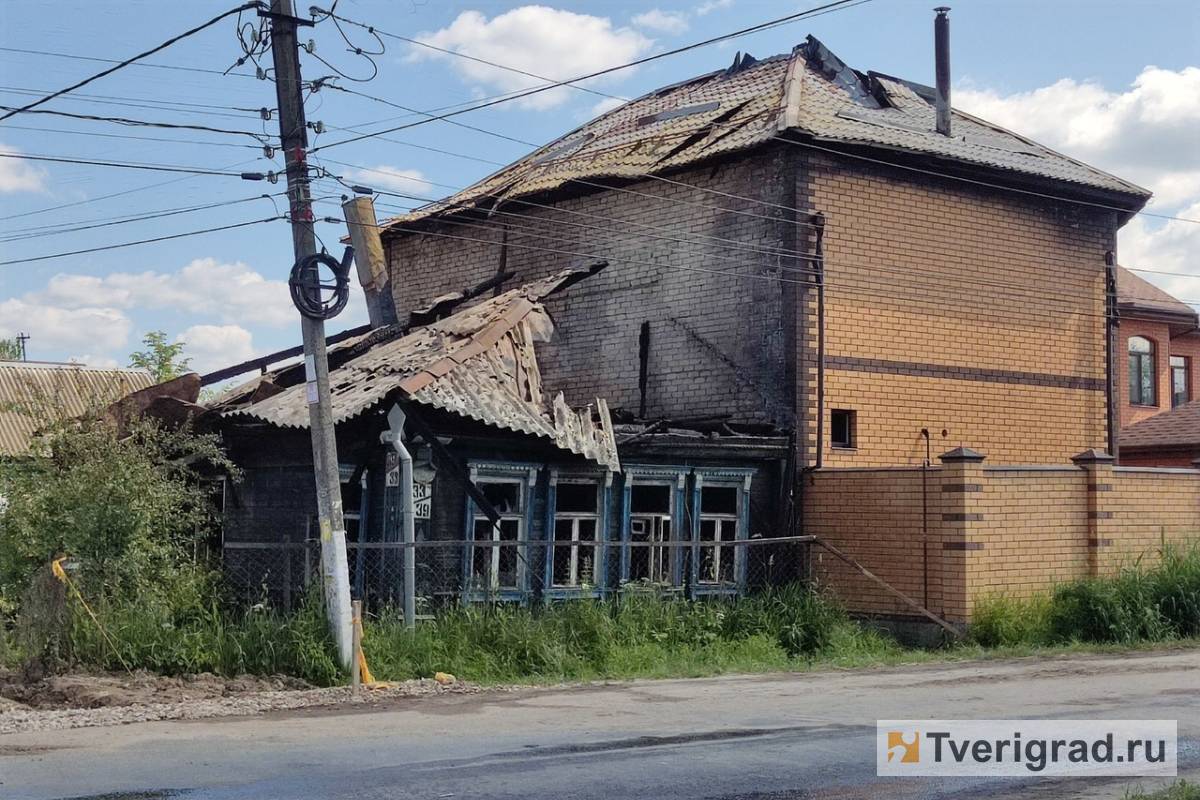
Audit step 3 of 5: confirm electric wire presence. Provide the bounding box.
[0,152,267,177]
[0,106,275,141]
[309,0,873,152]
[0,217,284,266]
[0,3,263,122]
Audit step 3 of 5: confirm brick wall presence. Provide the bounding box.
[385,144,1121,468]
[384,149,798,428]
[806,450,1200,623]
[798,152,1115,467]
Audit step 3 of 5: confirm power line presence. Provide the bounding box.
[0,152,267,177]
[0,106,274,140]
[0,45,257,79]
[0,194,282,242]
[0,157,265,223]
[0,217,283,266]
[0,85,268,120]
[309,0,873,152]
[0,3,261,123]
[0,124,265,150]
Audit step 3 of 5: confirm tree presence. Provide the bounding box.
[129,331,191,382]
[0,337,23,360]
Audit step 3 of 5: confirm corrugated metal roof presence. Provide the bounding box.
[0,362,154,456]
[382,37,1148,231]
[217,268,620,469]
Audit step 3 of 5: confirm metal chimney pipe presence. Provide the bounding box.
[934,6,951,136]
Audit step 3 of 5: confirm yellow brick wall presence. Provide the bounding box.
[807,458,1200,623]
[799,153,1115,467]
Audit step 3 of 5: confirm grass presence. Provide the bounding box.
[971,546,1200,649]
[1125,781,1200,800]
[362,584,903,684]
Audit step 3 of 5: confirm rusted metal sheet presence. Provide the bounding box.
[217,266,620,470]
[381,36,1147,233]
[0,362,154,456]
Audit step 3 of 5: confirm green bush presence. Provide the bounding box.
[971,546,1200,648]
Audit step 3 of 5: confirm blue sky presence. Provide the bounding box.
[1,0,1198,372]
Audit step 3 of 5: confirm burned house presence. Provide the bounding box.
[212,267,791,608]
[210,22,1199,624]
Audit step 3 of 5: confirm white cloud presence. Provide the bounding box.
[956,66,1200,302]
[409,7,653,110]
[35,258,294,328]
[176,325,256,374]
[956,67,1200,210]
[346,166,434,198]
[0,142,48,194]
[590,97,626,117]
[0,299,130,354]
[696,0,733,16]
[67,354,119,369]
[632,9,689,35]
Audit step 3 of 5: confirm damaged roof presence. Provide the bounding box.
[0,362,154,456]
[381,36,1149,231]
[213,267,620,470]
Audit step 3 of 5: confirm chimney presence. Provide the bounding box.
[934,6,951,136]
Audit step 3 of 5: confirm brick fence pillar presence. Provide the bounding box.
[936,446,986,622]
[1072,448,1116,577]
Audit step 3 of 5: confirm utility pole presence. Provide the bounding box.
[267,0,353,668]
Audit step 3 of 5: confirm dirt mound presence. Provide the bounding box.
[0,669,312,710]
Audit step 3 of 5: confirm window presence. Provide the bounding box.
[551,481,601,589]
[697,486,738,585]
[1128,337,1157,406]
[1171,356,1190,408]
[628,484,673,583]
[831,409,856,449]
[470,480,524,593]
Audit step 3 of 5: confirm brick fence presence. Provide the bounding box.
[805,448,1200,623]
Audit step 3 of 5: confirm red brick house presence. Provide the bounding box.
[1115,266,1200,465]
[1117,266,1199,423]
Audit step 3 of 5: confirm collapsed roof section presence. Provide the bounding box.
[379,36,1149,233]
[212,266,619,470]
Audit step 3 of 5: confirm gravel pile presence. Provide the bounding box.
[0,679,483,735]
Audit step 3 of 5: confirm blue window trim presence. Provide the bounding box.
[689,469,754,597]
[461,461,539,604]
[618,465,689,588]
[543,469,613,599]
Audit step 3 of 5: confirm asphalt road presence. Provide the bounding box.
[1,650,1196,800]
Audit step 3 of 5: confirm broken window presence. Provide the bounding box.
[551,481,601,589]
[628,484,673,583]
[697,486,738,585]
[470,479,524,593]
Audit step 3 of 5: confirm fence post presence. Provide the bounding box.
[1072,449,1116,577]
[936,447,987,623]
[351,599,362,689]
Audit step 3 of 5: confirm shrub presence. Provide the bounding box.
[970,594,1052,648]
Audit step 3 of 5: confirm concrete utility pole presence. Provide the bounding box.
[267,0,353,668]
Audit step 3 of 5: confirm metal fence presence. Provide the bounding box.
[222,536,812,613]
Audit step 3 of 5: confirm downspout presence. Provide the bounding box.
[380,404,417,628]
[1105,250,1120,460]
[813,212,827,470]
[920,428,931,610]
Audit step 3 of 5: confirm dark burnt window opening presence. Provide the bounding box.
[552,481,602,589]
[831,409,856,449]
[698,486,739,585]
[470,478,526,593]
[629,484,673,583]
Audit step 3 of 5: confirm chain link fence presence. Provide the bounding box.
[222,536,812,613]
